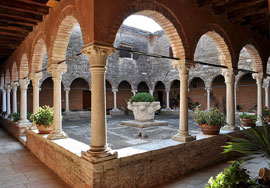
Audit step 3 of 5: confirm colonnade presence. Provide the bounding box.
[0,43,267,162]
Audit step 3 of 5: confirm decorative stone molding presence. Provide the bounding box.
[172,60,195,75]
[82,43,114,68]
[19,79,30,90]
[252,72,264,84]
[222,68,236,83]
[48,63,67,80]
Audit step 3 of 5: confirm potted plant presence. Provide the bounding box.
[239,112,257,127]
[193,108,226,135]
[263,106,270,122]
[127,92,160,121]
[31,105,54,134]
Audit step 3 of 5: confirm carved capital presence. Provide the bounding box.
[29,72,43,86]
[47,63,67,80]
[112,88,118,93]
[5,85,11,92]
[172,60,195,75]
[222,68,235,83]
[252,72,264,84]
[19,79,30,90]
[11,82,18,91]
[64,87,70,92]
[82,43,114,68]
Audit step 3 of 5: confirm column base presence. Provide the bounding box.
[81,147,118,163]
[221,125,240,131]
[29,124,37,130]
[47,131,68,140]
[256,119,263,126]
[172,132,196,142]
[18,120,32,127]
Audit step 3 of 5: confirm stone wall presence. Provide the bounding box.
[25,129,242,188]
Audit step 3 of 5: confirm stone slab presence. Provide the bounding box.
[120,120,168,128]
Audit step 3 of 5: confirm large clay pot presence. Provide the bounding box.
[36,124,53,134]
[199,124,221,135]
[240,118,255,127]
[127,102,161,121]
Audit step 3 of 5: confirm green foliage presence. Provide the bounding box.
[236,105,243,111]
[8,112,20,122]
[193,108,226,127]
[223,122,270,160]
[263,107,270,117]
[205,161,255,188]
[130,92,154,103]
[239,112,257,121]
[31,105,53,128]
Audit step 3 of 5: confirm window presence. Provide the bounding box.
[119,44,133,58]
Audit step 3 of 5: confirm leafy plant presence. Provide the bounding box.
[223,121,270,160]
[193,108,226,127]
[263,106,270,117]
[31,105,53,128]
[236,105,243,112]
[8,112,20,122]
[130,92,154,103]
[239,112,257,121]
[205,161,255,188]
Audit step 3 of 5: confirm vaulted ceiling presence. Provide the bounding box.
[0,0,60,64]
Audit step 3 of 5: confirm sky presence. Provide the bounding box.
[123,15,162,33]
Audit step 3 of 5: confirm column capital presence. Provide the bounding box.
[47,63,67,79]
[222,68,236,83]
[112,88,118,93]
[165,89,170,93]
[205,87,211,92]
[11,82,18,88]
[252,72,264,84]
[29,72,43,84]
[5,85,11,91]
[132,89,137,93]
[172,60,195,75]
[19,79,30,90]
[64,87,70,92]
[82,43,114,68]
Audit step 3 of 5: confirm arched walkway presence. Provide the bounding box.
[188,77,206,110]
[170,80,180,109]
[106,80,113,111]
[211,75,226,112]
[154,81,166,108]
[117,81,132,109]
[69,78,90,111]
[137,82,149,93]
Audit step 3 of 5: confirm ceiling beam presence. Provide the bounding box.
[0,0,49,15]
[229,7,268,23]
[0,20,32,32]
[0,7,43,23]
[15,0,49,7]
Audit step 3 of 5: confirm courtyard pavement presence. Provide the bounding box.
[62,115,202,150]
[0,128,69,188]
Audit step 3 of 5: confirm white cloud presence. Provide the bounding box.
[123,15,162,33]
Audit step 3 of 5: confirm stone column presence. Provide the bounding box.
[18,79,30,125]
[206,87,211,111]
[265,85,269,108]
[6,85,11,115]
[11,83,18,113]
[234,85,237,112]
[132,89,137,96]
[253,73,263,125]
[150,90,153,96]
[81,43,117,163]
[30,73,43,114]
[112,89,118,110]
[1,87,6,113]
[222,69,238,131]
[64,88,70,113]
[166,89,170,109]
[47,63,68,140]
[172,61,196,142]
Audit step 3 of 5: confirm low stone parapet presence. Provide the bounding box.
[25,128,242,188]
[0,118,30,140]
[62,111,91,120]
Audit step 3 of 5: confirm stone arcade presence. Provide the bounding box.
[0,0,270,188]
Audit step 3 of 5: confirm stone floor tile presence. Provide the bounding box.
[0,165,17,176]
[0,173,29,188]
[25,179,68,188]
[23,169,57,183]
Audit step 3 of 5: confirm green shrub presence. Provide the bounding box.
[31,105,53,128]
[8,112,20,122]
[205,161,255,188]
[239,112,257,121]
[130,92,154,103]
[193,108,226,127]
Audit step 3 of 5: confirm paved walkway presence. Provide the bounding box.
[0,128,69,188]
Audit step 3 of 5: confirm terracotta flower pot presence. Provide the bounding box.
[199,124,221,135]
[265,116,270,122]
[240,118,255,127]
[36,124,53,134]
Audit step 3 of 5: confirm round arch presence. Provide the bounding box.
[188,77,206,110]
[154,81,166,108]
[192,24,234,68]
[107,1,189,60]
[137,81,150,92]
[31,37,47,74]
[5,69,10,85]
[106,80,114,111]
[211,75,226,112]
[50,6,86,65]
[117,80,133,109]
[19,53,29,79]
[70,78,90,111]
[11,62,18,82]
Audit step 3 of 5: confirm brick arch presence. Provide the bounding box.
[50,6,86,64]
[239,42,263,73]
[31,35,47,74]
[106,0,189,60]
[188,76,206,88]
[117,80,134,90]
[19,53,29,79]
[192,24,234,68]
[209,74,224,88]
[235,72,249,87]
[0,73,4,86]
[169,79,180,89]
[11,62,18,82]
[153,80,166,90]
[69,77,90,89]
